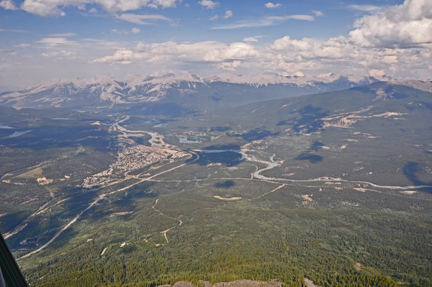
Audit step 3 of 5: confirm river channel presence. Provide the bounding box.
[114,117,432,191]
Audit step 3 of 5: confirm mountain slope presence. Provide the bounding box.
[0,73,384,112]
[161,81,432,188]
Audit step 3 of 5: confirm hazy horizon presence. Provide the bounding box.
[1,0,432,91]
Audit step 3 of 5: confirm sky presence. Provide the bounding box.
[0,0,431,91]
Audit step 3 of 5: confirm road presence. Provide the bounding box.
[17,118,200,260]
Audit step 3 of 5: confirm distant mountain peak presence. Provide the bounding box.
[0,72,402,111]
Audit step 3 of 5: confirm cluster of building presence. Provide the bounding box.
[82,145,188,188]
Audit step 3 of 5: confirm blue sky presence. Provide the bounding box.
[1,0,431,90]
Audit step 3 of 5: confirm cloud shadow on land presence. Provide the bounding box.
[124,103,193,118]
[228,128,279,142]
[294,152,323,163]
[277,105,328,134]
[310,141,325,151]
[210,126,231,132]
[403,161,432,193]
[215,180,235,188]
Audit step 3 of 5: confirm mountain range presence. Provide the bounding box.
[0,73,389,112]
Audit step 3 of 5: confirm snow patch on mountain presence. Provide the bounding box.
[0,72,406,110]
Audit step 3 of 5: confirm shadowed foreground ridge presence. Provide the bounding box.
[159,279,284,287]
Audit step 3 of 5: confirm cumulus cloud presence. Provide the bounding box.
[92,49,141,64]
[203,42,259,62]
[349,0,432,48]
[369,69,385,77]
[0,0,17,10]
[224,10,232,19]
[264,33,432,76]
[91,40,260,72]
[198,0,218,9]
[3,0,432,86]
[265,2,281,8]
[382,55,398,64]
[131,28,141,34]
[90,35,399,76]
[269,35,360,60]
[20,0,182,16]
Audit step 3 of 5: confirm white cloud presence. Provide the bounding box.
[91,40,260,70]
[0,28,31,33]
[243,37,259,42]
[269,36,355,60]
[36,37,77,47]
[21,0,61,16]
[15,43,31,48]
[212,14,314,29]
[198,0,219,9]
[203,42,260,62]
[369,69,385,77]
[265,2,281,9]
[210,11,232,21]
[152,0,179,8]
[20,0,182,16]
[88,7,97,13]
[116,13,171,25]
[382,55,398,64]
[48,33,76,37]
[268,15,314,21]
[111,28,141,34]
[3,32,432,91]
[0,0,17,10]
[312,10,324,17]
[348,5,384,13]
[349,0,432,48]
[111,29,127,34]
[3,0,432,89]
[264,33,432,77]
[220,60,241,71]
[41,50,76,58]
[92,49,140,64]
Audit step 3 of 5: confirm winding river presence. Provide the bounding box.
[114,116,162,147]
[115,117,432,191]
